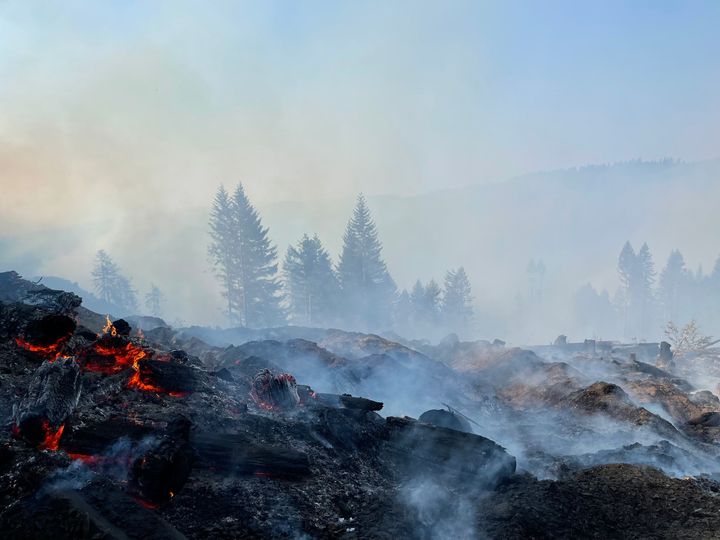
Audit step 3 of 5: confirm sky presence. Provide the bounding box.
[1,1,719,330]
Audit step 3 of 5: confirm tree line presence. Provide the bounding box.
[574,241,720,340]
[208,183,474,335]
[91,250,164,316]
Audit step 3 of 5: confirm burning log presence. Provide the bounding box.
[15,314,76,360]
[250,369,300,410]
[13,357,81,448]
[192,432,311,479]
[132,359,198,395]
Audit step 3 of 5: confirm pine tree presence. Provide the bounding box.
[636,243,657,337]
[283,234,339,327]
[442,267,474,333]
[659,249,689,323]
[337,194,396,330]
[91,250,137,313]
[208,183,285,327]
[145,284,164,317]
[409,280,426,326]
[423,279,442,326]
[393,289,413,335]
[617,241,638,338]
[208,186,238,321]
[92,250,120,305]
[230,183,284,327]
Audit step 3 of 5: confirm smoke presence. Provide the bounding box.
[1,4,719,338]
[401,477,482,540]
[39,435,158,496]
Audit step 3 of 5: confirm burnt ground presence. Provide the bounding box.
[3,270,720,539]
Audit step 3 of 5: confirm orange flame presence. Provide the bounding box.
[102,315,117,337]
[39,421,65,451]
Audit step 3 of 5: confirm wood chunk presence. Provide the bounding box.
[192,432,311,479]
[339,394,383,411]
[14,357,82,446]
[385,416,516,487]
[138,360,199,393]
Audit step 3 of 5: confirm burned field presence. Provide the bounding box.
[3,271,720,539]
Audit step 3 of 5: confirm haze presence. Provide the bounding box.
[1,1,719,340]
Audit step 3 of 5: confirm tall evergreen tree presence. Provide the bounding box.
[208,186,237,321]
[442,267,474,332]
[283,234,339,327]
[145,284,164,317]
[423,279,442,325]
[659,249,689,323]
[337,194,396,330]
[409,280,426,326]
[617,241,638,338]
[91,250,137,313]
[636,242,657,337]
[393,289,413,335]
[208,183,284,327]
[92,250,120,305]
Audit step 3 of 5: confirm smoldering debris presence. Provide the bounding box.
[4,271,720,538]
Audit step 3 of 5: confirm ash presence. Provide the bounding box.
[3,271,720,539]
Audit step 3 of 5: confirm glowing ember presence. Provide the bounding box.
[250,370,300,411]
[134,497,158,510]
[38,421,65,451]
[15,336,68,360]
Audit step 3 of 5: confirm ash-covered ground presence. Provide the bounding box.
[3,270,720,539]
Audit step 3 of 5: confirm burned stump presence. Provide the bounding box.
[250,369,300,410]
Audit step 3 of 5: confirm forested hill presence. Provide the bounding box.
[265,159,720,341]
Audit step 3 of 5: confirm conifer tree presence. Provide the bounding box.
[659,249,689,323]
[145,284,164,317]
[337,194,396,330]
[442,267,474,332]
[283,234,339,327]
[409,280,426,326]
[208,186,237,321]
[208,183,284,327]
[636,242,657,336]
[424,279,442,324]
[617,241,638,337]
[393,289,413,335]
[91,250,137,313]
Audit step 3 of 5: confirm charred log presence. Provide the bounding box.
[419,409,473,433]
[13,357,82,448]
[192,432,311,479]
[339,394,383,411]
[61,417,157,456]
[135,359,199,394]
[129,437,194,504]
[2,478,187,540]
[384,416,515,487]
